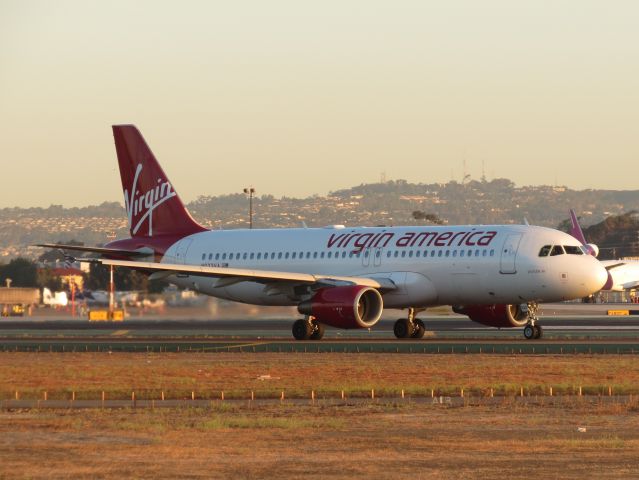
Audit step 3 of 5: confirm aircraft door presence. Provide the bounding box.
[361,247,383,268]
[373,247,382,267]
[361,248,371,267]
[174,238,193,264]
[499,234,522,274]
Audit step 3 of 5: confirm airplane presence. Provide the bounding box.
[569,209,639,292]
[39,125,608,340]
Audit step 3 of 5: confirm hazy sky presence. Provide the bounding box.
[1,0,638,207]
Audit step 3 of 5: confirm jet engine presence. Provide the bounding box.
[297,285,383,329]
[453,304,528,328]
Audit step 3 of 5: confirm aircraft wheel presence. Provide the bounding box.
[310,322,325,340]
[292,319,312,340]
[533,325,543,339]
[394,319,412,339]
[523,325,535,340]
[411,318,425,339]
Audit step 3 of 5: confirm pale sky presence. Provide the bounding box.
[1,0,638,207]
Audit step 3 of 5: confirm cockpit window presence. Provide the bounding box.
[549,245,565,256]
[538,245,551,257]
[564,245,583,255]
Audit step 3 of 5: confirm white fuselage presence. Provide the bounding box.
[161,224,607,309]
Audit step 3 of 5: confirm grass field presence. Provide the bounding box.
[1,352,639,478]
[2,352,639,399]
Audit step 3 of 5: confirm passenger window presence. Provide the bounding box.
[376,250,381,258]
[313,252,318,259]
[550,245,565,256]
[320,252,325,258]
[387,251,391,258]
[327,252,332,258]
[342,251,347,258]
[460,250,464,257]
[242,253,246,260]
[271,252,276,259]
[306,252,311,259]
[222,253,227,260]
[401,251,406,258]
[285,252,290,259]
[431,251,435,257]
[538,245,552,257]
[278,252,282,259]
[415,251,420,258]
[474,250,479,257]
[250,253,254,260]
[482,250,486,257]
[201,253,206,260]
[564,245,583,255]
[445,250,450,257]
[292,252,297,259]
[408,250,413,258]
[257,253,261,260]
[438,250,443,257]
[394,251,399,258]
[489,249,495,256]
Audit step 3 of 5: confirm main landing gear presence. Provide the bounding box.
[522,302,543,340]
[393,308,426,339]
[292,316,325,341]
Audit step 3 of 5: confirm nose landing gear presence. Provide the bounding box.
[393,308,426,339]
[522,302,543,340]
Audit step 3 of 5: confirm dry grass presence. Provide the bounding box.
[1,402,639,478]
[1,352,638,399]
[1,352,639,478]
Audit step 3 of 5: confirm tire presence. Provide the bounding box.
[533,325,543,339]
[523,325,535,340]
[292,319,312,340]
[394,319,411,339]
[310,323,325,340]
[411,319,425,339]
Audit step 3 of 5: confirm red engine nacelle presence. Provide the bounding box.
[297,285,384,329]
[453,304,528,328]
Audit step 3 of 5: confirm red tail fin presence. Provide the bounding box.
[112,125,206,238]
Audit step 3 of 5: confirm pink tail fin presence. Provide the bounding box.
[569,209,587,245]
[112,125,206,238]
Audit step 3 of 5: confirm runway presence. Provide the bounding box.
[1,303,639,353]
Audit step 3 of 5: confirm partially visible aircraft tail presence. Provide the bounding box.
[112,125,207,238]
[569,209,587,245]
[568,209,599,257]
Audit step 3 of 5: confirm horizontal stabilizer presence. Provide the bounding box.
[35,243,152,258]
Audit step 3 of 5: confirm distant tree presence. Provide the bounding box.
[411,211,444,225]
[85,263,149,292]
[0,257,37,287]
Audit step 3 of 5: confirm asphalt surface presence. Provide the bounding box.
[1,303,639,353]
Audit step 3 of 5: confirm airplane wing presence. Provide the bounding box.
[604,262,626,271]
[35,243,150,258]
[81,258,398,291]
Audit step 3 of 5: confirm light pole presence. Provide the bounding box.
[243,187,255,229]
